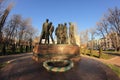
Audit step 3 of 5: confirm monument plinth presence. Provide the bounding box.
[32,44,80,63]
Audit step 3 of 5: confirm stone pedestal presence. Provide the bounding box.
[32,44,80,63]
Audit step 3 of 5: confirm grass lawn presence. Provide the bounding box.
[92,52,115,59]
[0,62,7,69]
[81,49,120,77]
[81,49,115,59]
[107,64,120,78]
[103,51,120,53]
[103,51,120,57]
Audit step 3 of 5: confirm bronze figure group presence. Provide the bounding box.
[39,19,55,44]
[55,23,68,44]
[39,19,76,45]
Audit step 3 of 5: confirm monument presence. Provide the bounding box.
[33,19,80,72]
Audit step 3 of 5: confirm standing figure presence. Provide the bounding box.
[59,24,64,44]
[69,22,76,44]
[49,22,55,44]
[63,23,68,44]
[39,19,49,44]
[55,24,60,44]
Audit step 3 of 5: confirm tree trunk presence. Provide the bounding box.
[90,48,93,56]
[98,47,102,58]
[26,45,28,52]
[2,43,6,55]
[12,44,16,53]
[30,45,32,52]
[20,45,23,53]
[117,47,120,52]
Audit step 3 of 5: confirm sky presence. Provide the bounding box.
[6,0,120,35]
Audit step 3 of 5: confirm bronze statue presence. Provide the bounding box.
[59,24,64,44]
[63,23,68,44]
[39,20,76,45]
[55,23,68,44]
[39,19,49,44]
[55,24,60,44]
[49,22,55,44]
[69,22,76,44]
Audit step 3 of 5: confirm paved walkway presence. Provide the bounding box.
[0,53,120,80]
[105,56,120,67]
[81,54,120,67]
[0,53,32,64]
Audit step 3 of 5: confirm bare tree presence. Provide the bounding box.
[1,13,38,54]
[4,15,21,41]
[107,7,120,35]
[80,30,88,45]
[96,21,106,49]
[0,2,13,44]
[80,30,88,54]
[22,19,37,52]
[107,31,119,51]
[0,3,13,55]
[3,15,21,53]
[96,7,120,51]
[107,7,120,51]
[17,18,37,52]
[89,27,96,56]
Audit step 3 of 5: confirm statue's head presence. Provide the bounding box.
[49,22,52,25]
[58,24,60,26]
[46,19,49,22]
[64,23,67,25]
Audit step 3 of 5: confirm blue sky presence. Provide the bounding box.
[7,0,120,35]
